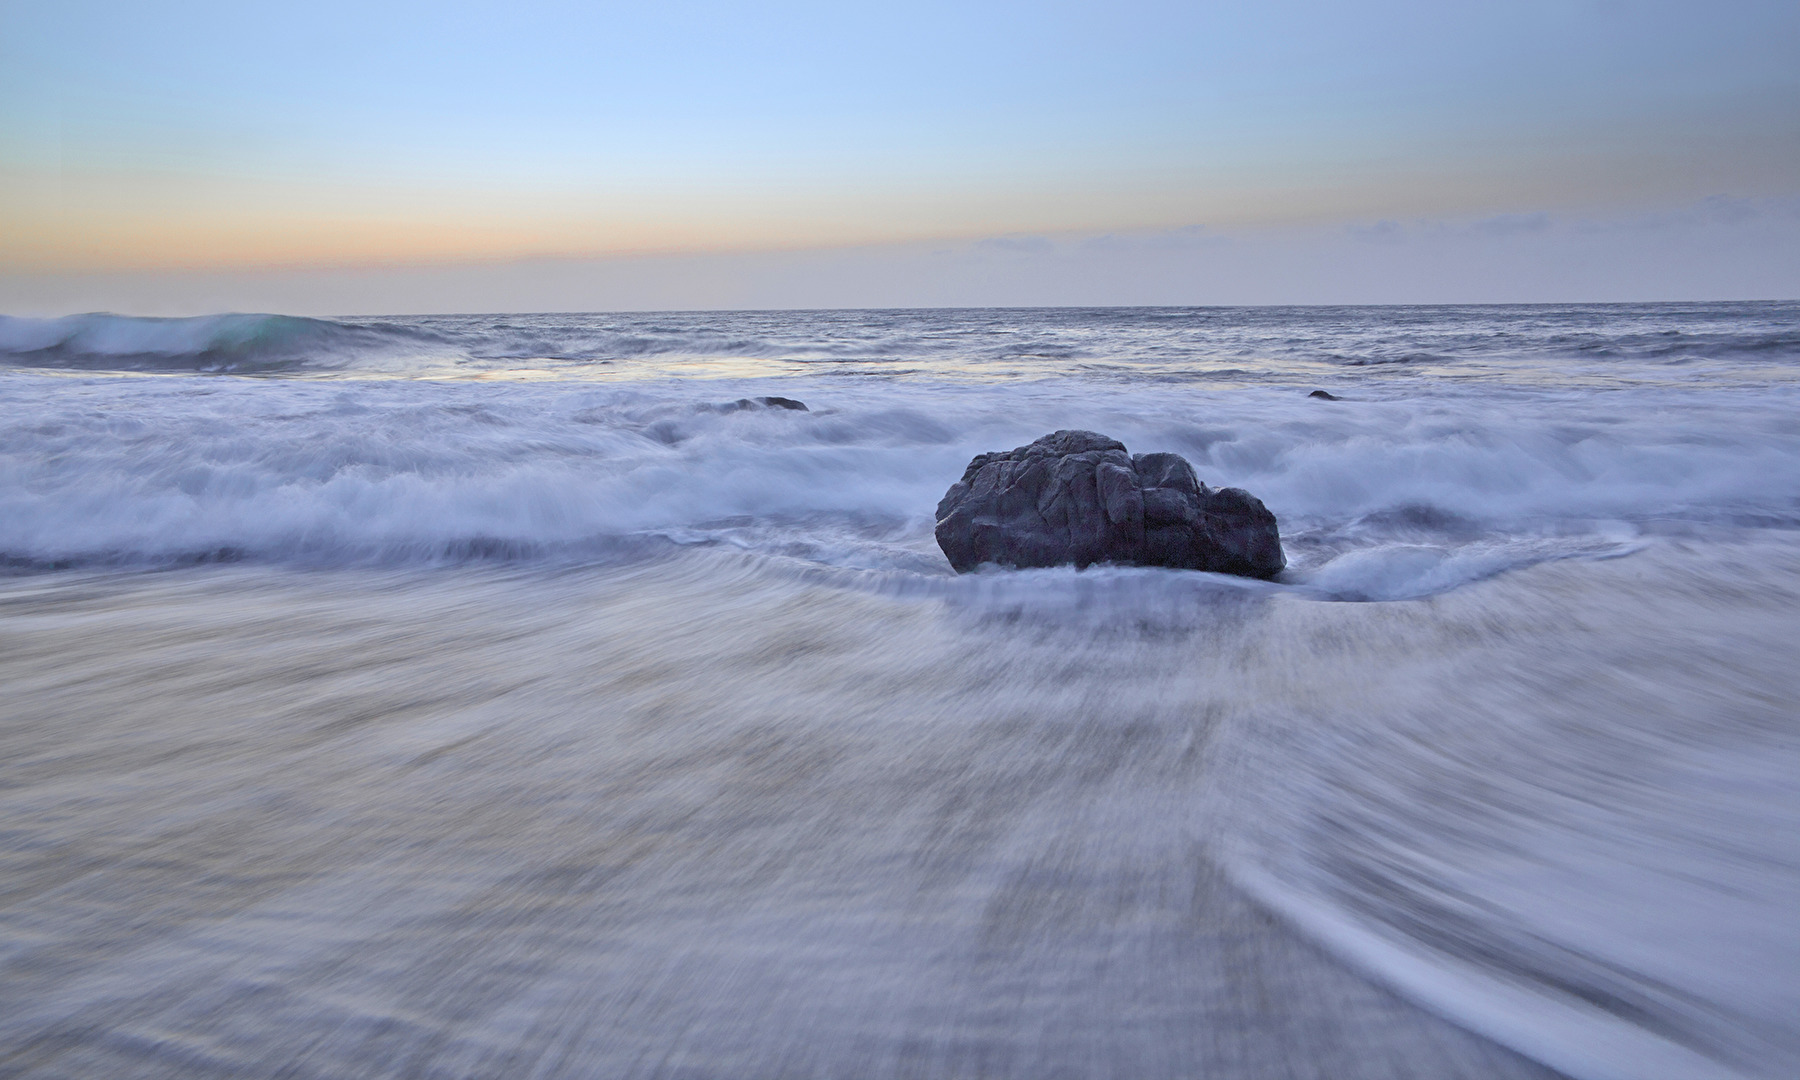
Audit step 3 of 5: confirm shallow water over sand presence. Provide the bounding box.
[1,536,1795,1079]
[0,554,1533,1080]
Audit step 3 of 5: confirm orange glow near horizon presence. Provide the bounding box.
[8,137,1792,275]
[2,0,1794,297]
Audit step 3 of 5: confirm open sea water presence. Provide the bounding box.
[1,303,1797,1079]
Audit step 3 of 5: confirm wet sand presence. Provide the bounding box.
[0,558,1560,1079]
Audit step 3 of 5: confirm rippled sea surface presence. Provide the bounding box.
[2,304,1797,1079]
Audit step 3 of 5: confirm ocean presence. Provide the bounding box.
[1,303,1796,1079]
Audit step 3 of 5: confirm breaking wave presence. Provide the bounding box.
[0,312,434,373]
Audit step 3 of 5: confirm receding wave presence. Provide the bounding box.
[1217,535,1800,1080]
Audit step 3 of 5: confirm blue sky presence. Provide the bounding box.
[2,0,1797,308]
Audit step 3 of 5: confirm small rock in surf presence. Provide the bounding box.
[746,396,808,411]
[934,429,1284,577]
[705,396,809,413]
[1308,389,1340,400]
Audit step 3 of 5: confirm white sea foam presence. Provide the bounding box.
[2,359,1796,605]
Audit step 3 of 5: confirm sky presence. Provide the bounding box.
[2,0,1797,312]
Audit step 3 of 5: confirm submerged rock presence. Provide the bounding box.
[738,396,808,411]
[933,430,1284,577]
[703,396,810,414]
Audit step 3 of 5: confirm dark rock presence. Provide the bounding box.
[934,430,1284,577]
[713,396,809,413]
[1308,389,1340,400]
